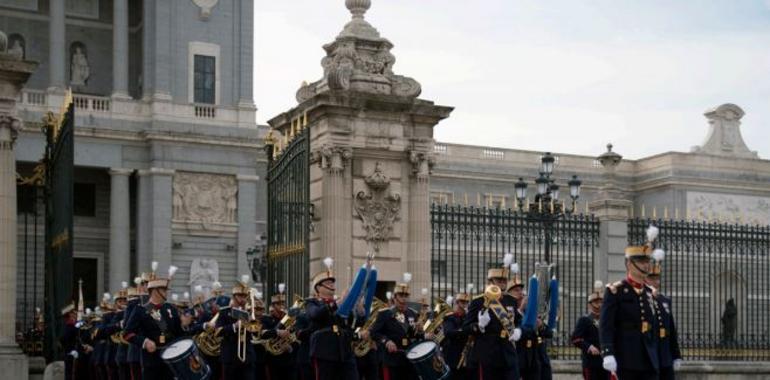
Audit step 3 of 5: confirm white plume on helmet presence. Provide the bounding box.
[323,257,334,270]
[403,273,412,284]
[646,225,660,243]
[503,252,514,267]
[510,263,520,274]
[653,248,665,262]
[278,283,286,293]
[168,265,178,278]
[240,274,251,285]
[151,261,158,272]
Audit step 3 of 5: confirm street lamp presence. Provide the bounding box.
[513,152,583,263]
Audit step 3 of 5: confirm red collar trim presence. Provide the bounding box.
[626,275,644,289]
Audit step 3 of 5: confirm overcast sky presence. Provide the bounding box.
[254,0,770,160]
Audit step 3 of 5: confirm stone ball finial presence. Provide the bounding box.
[0,30,7,53]
[597,142,622,169]
[346,0,371,19]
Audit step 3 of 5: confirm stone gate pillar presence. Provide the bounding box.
[589,144,631,283]
[267,0,452,294]
[0,30,37,380]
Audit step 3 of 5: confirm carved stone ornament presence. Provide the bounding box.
[354,162,401,251]
[312,145,353,172]
[0,115,21,146]
[691,103,758,159]
[173,172,237,228]
[191,0,219,20]
[408,150,435,178]
[296,0,421,102]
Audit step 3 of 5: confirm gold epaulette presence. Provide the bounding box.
[606,280,624,295]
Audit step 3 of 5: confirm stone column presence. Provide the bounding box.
[141,0,156,100]
[48,0,66,90]
[135,168,174,273]
[112,0,130,99]
[237,0,254,108]
[0,31,37,380]
[108,168,132,290]
[319,146,353,287]
[237,174,260,279]
[407,150,433,294]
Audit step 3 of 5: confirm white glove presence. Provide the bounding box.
[75,321,84,329]
[673,359,682,370]
[477,310,491,332]
[511,328,522,342]
[602,355,617,372]
[68,350,79,359]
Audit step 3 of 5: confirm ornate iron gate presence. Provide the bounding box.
[430,203,599,360]
[265,127,310,298]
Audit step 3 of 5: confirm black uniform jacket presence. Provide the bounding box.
[462,294,518,369]
[655,294,682,368]
[571,314,603,369]
[599,280,660,372]
[440,312,468,369]
[306,297,356,363]
[124,301,186,368]
[371,305,422,368]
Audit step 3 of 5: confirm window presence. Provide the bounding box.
[74,183,96,217]
[194,55,216,104]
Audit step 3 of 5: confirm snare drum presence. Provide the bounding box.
[160,338,211,380]
[406,340,450,380]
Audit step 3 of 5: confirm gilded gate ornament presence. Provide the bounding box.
[354,162,401,252]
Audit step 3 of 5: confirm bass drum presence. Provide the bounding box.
[406,340,450,380]
[161,338,211,380]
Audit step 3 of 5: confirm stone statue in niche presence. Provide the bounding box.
[353,162,401,253]
[173,172,238,228]
[188,258,219,300]
[721,298,737,345]
[70,43,90,87]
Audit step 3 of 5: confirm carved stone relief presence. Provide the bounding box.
[687,191,770,225]
[354,162,401,252]
[311,145,352,172]
[173,172,238,228]
[408,150,435,178]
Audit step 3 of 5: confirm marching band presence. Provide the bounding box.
[58,225,681,380]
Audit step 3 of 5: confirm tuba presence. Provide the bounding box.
[352,297,387,357]
[193,312,223,357]
[258,294,304,356]
[422,298,453,345]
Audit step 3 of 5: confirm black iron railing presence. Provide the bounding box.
[430,203,599,360]
[629,218,770,361]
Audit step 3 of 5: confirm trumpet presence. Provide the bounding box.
[423,298,452,344]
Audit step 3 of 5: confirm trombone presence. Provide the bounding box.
[237,288,262,362]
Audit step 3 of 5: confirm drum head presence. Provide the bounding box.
[161,338,194,360]
[406,341,437,360]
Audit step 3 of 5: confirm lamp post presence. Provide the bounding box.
[513,152,582,264]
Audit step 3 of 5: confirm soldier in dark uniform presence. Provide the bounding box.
[262,287,297,380]
[294,302,315,380]
[571,281,608,380]
[441,290,470,380]
[352,299,381,380]
[124,264,190,380]
[92,294,115,380]
[600,227,662,380]
[646,258,682,380]
[371,273,423,380]
[61,302,79,380]
[305,259,360,380]
[126,275,149,380]
[462,257,521,380]
[216,275,258,380]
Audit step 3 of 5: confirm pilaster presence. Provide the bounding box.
[108,168,132,291]
[236,174,260,280]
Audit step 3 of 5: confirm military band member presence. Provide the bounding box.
[645,257,682,380]
[61,302,79,380]
[262,285,297,380]
[353,298,380,380]
[306,258,360,380]
[572,281,608,380]
[124,264,189,380]
[371,273,423,380]
[92,294,114,380]
[216,275,258,380]
[442,289,471,380]
[126,276,147,380]
[600,226,663,380]
[462,254,521,380]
